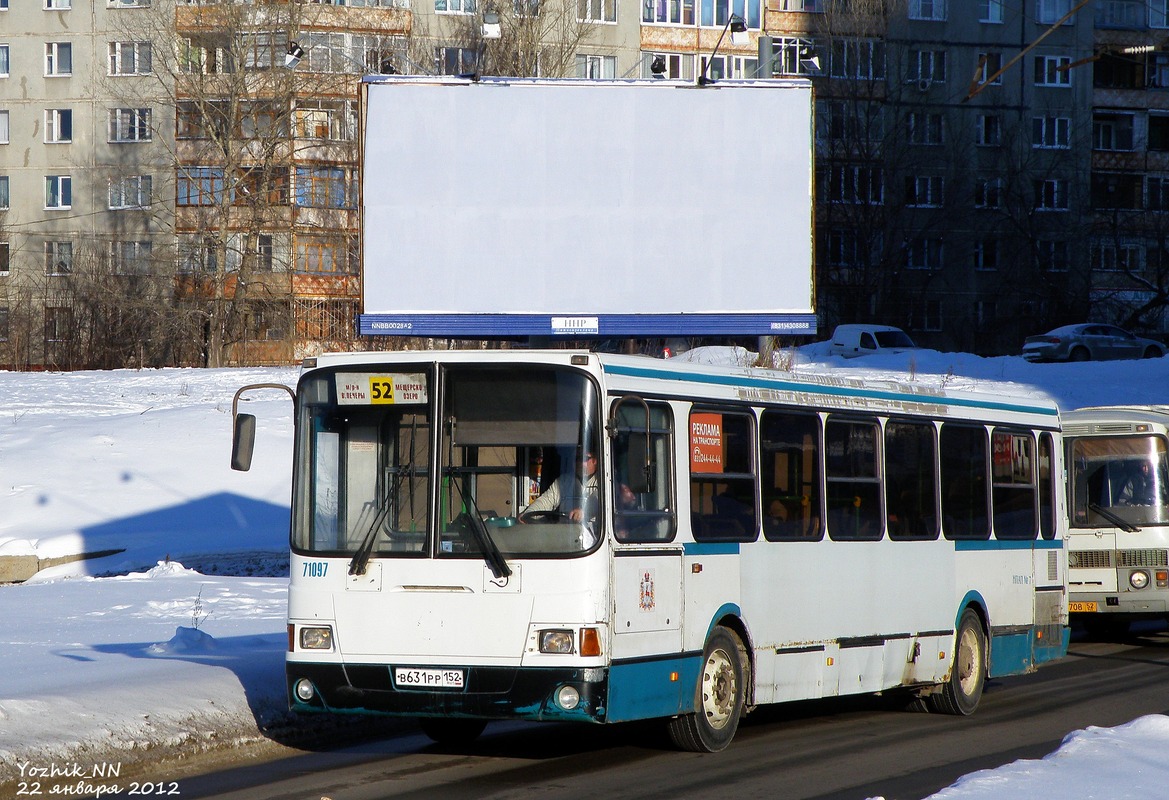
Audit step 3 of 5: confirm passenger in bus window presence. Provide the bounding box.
[522,449,599,523]
[763,498,788,534]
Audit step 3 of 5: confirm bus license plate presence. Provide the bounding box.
[394,667,465,689]
[1069,601,1098,613]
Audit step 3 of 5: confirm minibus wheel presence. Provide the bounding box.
[929,609,985,715]
[667,626,746,752]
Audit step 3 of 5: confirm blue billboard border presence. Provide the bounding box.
[358,313,818,338]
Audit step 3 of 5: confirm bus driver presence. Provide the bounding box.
[523,449,599,524]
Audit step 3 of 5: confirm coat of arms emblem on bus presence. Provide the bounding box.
[639,569,655,612]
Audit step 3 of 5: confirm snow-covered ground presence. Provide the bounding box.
[2,347,1169,798]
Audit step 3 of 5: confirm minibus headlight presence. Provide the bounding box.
[299,626,334,650]
[539,629,575,654]
[1130,570,1151,590]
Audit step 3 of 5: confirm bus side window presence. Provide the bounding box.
[689,409,757,542]
[825,417,882,541]
[611,399,676,542]
[760,410,822,541]
[940,423,990,540]
[885,420,939,540]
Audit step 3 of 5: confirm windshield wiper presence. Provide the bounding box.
[348,472,400,576]
[450,473,511,580]
[1088,502,1140,533]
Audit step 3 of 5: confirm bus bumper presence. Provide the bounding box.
[287,662,608,723]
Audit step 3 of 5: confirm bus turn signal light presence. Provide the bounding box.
[580,627,602,657]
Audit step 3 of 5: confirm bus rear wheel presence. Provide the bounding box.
[929,609,986,716]
[667,626,747,752]
[418,717,488,745]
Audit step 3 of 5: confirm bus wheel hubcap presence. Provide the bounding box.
[702,648,736,729]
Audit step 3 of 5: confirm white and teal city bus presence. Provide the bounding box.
[232,350,1069,751]
[1063,406,1169,636]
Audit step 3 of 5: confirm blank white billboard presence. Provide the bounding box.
[360,76,814,338]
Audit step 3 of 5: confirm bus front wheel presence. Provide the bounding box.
[667,626,747,752]
[929,609,986,716]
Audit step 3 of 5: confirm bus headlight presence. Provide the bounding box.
[1130,570,1151,590]
[556,685,581,710]
[299,626,334,650]
[294,678,316,702]
[540,629,574,654]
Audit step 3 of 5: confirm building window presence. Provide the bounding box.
[823,164,884,204]
[1034,55,1071,86]
[294,167,356,208]
[0,175,8,209]
[296,235,358,274]
[973,238,998,271]
[45,0,70,8]
[906,237,944,270]
[905,175,944,207]
[109,240,153,273]
[976,52,1002,85]
[109,108,152,141]
[908,49,946,84]
[830,39,884,80]
[178,167,225,206]
[641,52,691,80]
[976,113,1001,146]
[1037,0,1076,24]
[1034,179,1069,211]
[45,240,73,274]
[818,99,883,143]
[1091,239,1144,272]
[295,299,355,340]
[580,0,616,22]
[0,45,9,77]
[435,0,475,11]
[766,37,818,76]
[45,42,72,76]
[295,100,355,140]
[1091,173,1142,209]
[436,46,478,75]
[1032,116,1070,148]
[45,176,72,209]
[1148,176,1169,211]
[0,244,8,277]
[241,32,281,70]
[45,307,72,344]
[257,234,275,271]
[1037,240,1069,272]
[109,175,151,209]
[45,109,72,143]
[576,54,616,79]
[908,0,944,20]
[907,112,944,145]
[109,42,151,75]
[979,0,1003,22]
[109,0,151,6]
[1155,0,1169,28]
[1093,113,1134,151]
[974,178,1003,209]
[0,110,8,144]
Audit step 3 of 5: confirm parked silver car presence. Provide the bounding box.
[1021,324,1167,362]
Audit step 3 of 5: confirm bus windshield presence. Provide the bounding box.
[1070,435,1169,528]
[292,363,602,559]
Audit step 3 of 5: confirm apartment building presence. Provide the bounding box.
[1,0,1163,366]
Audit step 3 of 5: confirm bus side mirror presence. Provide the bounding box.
[626,435,653,494]
[231,413,257,472]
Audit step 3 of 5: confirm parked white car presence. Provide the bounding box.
[828,324,920,359]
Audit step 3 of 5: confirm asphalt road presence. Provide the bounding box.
[172,623,1169,800]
